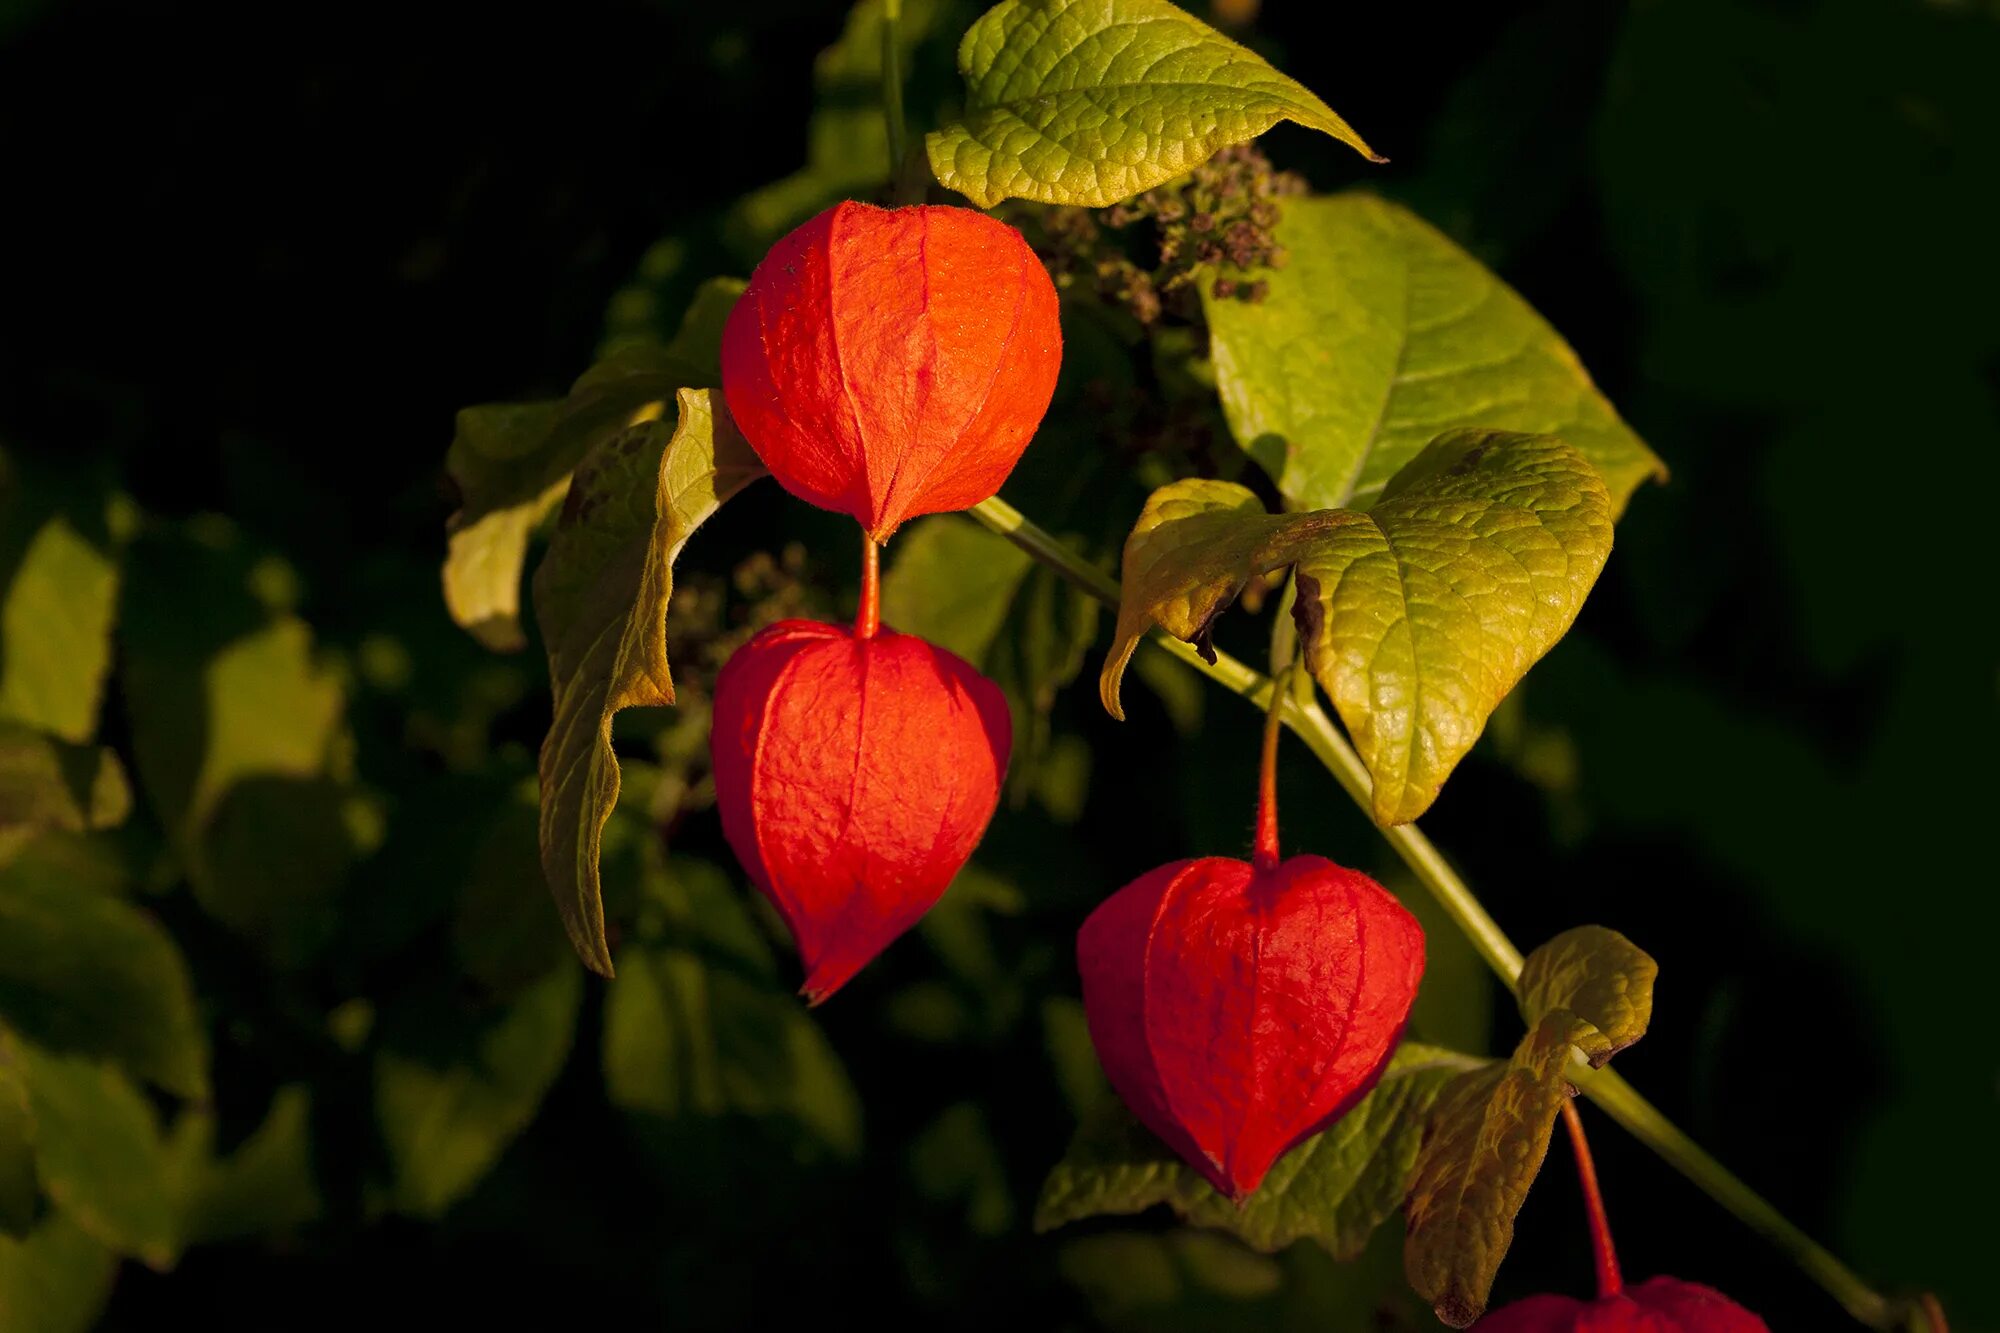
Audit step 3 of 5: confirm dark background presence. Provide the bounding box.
[2,0,1995,1328]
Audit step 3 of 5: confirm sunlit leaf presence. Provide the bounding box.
[1036,1043,1485,1257]
[443,280,744,652]
[0,1053,34,1236]
[1204,194,1663,516]
[374,962,582,1219]
[1102,431,1613,823]
[0,456,120,744]
[532,390,765,975]
[1403,927,1657,1327]
[9,1037,176,1268]
[928,0,1380,208]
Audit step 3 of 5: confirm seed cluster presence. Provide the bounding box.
[1010,144,1307,326]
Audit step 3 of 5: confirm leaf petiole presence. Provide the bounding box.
[966,492,1912,1331]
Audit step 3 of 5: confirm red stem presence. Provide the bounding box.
[1920,1293,1950,1332]
[1252,670,1284,870]
[1562,1098,1623,1298]
[855,530,880,640]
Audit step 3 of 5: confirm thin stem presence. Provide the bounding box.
[1253,662,1290,870]
[880,0,908,192]
[1561,1099,1623,1298]
[855,530,881,640]
[965,494,1907,1330]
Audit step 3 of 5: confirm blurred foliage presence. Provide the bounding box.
[0,0,1993,1330]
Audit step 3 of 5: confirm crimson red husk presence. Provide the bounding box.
[710,618,1011,1002]
[720,201,1062,541]
[1473,1276,1769,1331]
[1077,853,1426,1200]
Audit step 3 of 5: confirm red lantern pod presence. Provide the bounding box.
[720,201,1063,542]
[1473,1279,1769,1332]
[1473,1102,1770,1331]
[709,618,1011,1002]
[1077,852,1426,1200]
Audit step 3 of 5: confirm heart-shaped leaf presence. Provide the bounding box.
[927,0,1380,209]
[1035,1042,1486,1258]
[1204,194,1664,516]
[1403,926,1657,1328]
[1101,430,1613,825]
[532,389,765,975]
[443,278,743,652]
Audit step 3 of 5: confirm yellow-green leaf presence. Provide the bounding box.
[602,857,861,1162]
[927,0,1380,209]
[1035,1043,1486,1257]
[9,1038,177,1268]
[0,725,129,835]
[1203,194,1665,516]
[0,859,207,1099]
[0,458,120,745]
[0,1211,116,1333]
[1101,431,1613,824]
[1403,927,1656,1327]
[374,962,581,1219]
[531,390,765,975]
[443,279,744,652]
[165,1086,320,1245]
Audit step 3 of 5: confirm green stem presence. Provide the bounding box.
[966,494,1909,1331]
[880,0,909,192]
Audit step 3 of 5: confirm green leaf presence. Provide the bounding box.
[927,0,1381,208]
[1101,431,1613,824]
[603,857,861,1162]
[1204,194,1665,516]
[532,389,766,976]
[374,962,582,1219]
[0,460,120,744]
[1402,927,1657,1327]
[165,1086,320,1245]
[121,542,355,966]
[0,858,207,1098]
[1036,1044,1487,1257]
[8,1038,176,1268]
[443,280,744,652]
[0,724,129,835]
[882,514,1101,783]
[0,1212,116,1333]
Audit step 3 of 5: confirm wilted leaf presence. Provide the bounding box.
[0,725,128,834]
[0,861,207,1098]
[166,1086,319,1246]
[532,390,765,975]
[1102,431,1613,824]
[375,962,582,1219]
[10,1038,176,1267]
[603,857,860,1162]
[1403,927,1657,1327]
[1036,1043,1484,1258]
[1205,194,1664,516]
[928,0,1380,208]
[443,280,744,652]
[0,1212,115,1333]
